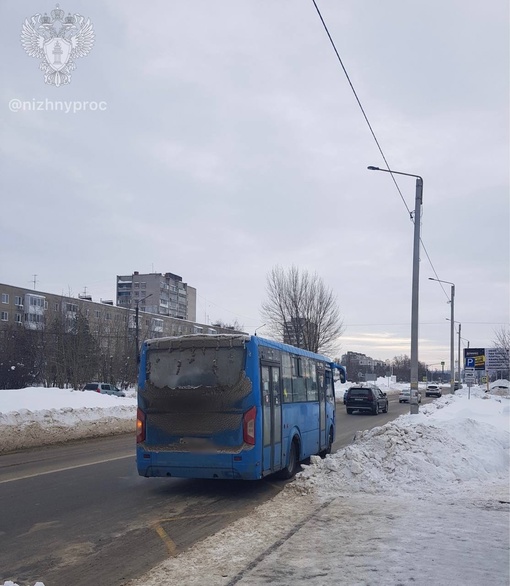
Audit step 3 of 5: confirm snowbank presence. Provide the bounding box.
[0,387,136,453]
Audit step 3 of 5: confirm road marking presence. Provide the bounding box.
[153,523,177,555]
[0,454,133,484]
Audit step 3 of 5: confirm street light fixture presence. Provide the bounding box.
[368,165,423,414]
[134,293,153,364]
[429,278,455,394]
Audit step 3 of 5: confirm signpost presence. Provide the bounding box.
[464,347,510,396]
[464,367,476,398]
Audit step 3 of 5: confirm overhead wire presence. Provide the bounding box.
[310,0,451,302]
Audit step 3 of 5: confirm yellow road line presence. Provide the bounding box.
[153,522,177,555]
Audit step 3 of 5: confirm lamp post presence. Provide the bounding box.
[429,278,455,394]
[134,293,153,364]
[368,165,423,414]
[427,362,444,383]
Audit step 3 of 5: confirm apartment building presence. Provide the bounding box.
[0,282,225,340]
[282,317,318,349]
[116,272,197,322]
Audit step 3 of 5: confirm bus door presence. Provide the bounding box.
[323,367,335,446]
[261,364,282,473]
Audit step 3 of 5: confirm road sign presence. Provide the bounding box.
[464,348,486,370]
[485,347,510,370]
[464,367,475,380]
[464,367,476,386]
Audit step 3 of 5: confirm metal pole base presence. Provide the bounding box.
[410,403,419,414]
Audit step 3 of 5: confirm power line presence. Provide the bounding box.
[310,0,410,216]
[310,1,449,300]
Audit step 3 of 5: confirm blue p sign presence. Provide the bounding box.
[466,357,475,368]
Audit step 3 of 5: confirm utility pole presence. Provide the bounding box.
[134,293,153,364]
[368,166,423,414]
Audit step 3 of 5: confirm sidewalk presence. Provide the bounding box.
[126,484,509,586]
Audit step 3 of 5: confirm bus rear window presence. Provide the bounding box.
[147,346,246,389]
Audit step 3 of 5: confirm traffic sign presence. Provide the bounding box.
[464,367,476,381]
[464,348,486,370]
[486,348,510,370]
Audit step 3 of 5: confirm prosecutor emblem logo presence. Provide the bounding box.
[21,4,95,87]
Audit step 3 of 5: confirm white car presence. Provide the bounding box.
[426,384,442,398]
[398,388,422,403]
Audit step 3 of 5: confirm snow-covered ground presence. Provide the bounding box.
[1,380,509,586]
[0,386,137,453]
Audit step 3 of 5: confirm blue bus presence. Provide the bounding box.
[136,334,346,480]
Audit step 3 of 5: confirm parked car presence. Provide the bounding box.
[454,381,462,390]
[425,384,442,398]
[344,385,388,415]
[398,388,422,403]
[82,382,126,397]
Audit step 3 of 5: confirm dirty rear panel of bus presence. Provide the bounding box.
[136,335,261,479]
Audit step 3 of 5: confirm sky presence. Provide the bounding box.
[1,1,509,366]
[1,381,509,585]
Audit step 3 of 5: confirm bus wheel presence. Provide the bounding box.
[277,439,298,479]
[319,428,333,458]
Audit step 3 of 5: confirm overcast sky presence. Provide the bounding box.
[1,1,508,366]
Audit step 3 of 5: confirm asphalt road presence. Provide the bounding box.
[0,391,443,586]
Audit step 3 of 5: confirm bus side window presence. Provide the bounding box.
[292,356,306,402]
[282,353,293,403]
[325,369,334,401]
[325,369,331,388]
[306,359,318,401]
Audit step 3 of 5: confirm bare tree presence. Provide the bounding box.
[492,326,510,378]
[493,326,510,352]
[261,265,343,355]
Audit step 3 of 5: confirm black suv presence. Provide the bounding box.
[344,385,388,415]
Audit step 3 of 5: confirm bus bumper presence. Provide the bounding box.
[136,446,261,480]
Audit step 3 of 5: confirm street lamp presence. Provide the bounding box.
[368,165,423,414]
[134,293,153,364]
[429,278,455,394]
[426,362,444,383]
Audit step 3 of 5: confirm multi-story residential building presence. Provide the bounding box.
[341,351,387,380]
[116,272,197,321]
[1,281,241,388]
[282,316,318,350]
[0,282,227,340]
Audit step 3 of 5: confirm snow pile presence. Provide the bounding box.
[293,387,510,498]
[0,387,136,453]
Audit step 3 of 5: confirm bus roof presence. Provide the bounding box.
[143,334,343,371]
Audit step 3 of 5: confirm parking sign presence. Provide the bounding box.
[464,348,486,370]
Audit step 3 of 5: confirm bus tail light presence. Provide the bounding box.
[243,406,256,445]
[136,408,146,443]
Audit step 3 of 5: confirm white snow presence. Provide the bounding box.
[0,386,137,453]
[1,381,509,586]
